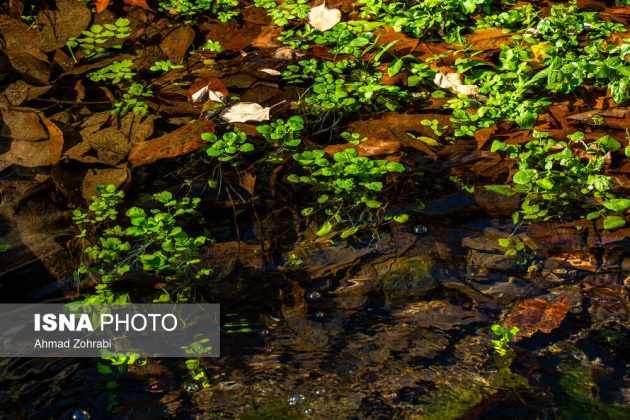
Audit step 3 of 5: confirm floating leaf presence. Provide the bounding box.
[220,102,271,123]
[603,215,626,230]
[308,4,341,32]
[95,0,111,13]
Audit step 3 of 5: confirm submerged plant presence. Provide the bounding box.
[66,18,131,61]
[87,60,135,84]
[491,324,519,357]
[112,83,153,117]
[73,186,212,304]
[202,127,255,164]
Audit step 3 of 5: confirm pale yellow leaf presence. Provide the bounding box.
[221,102,271,123]
[433,72,479,96]
[308,4,341,32]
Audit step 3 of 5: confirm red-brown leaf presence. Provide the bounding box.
[95,0,111,13]
[124,0,150,9]
[504,296,570,338]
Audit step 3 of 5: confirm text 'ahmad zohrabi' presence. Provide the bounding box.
[34,313,179,332]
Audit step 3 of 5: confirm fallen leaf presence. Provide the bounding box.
[325,139,402,157]
[567,108,630,129]
[187,78,228,104]
[308,4,341,32]
[123,0,149,9]
[504,295,570,338]
[259,68,282,76]
[474,186,520,217]
[128,120,215,167]
[0,111,64,168]
[220,102,271,123]
[95,0,110,13]
[160,25,195,64]
[434,72,479,96]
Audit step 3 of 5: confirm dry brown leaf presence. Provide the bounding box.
[567,108,630,129]
[95,0,111,13]
[187,78,228,104]
[308,4,341,32]
[325,139,402,157]
[504,295,570,338]
[128,120,215,167]
[123,0,149,9]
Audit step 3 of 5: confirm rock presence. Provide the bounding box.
[380,255,438,303]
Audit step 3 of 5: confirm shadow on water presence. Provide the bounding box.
[1,201,628,419]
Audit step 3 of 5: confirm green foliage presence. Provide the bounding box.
[112,83,153,117]
[256,116,304,148]
[288,148,405,236]
[341,131,367,145]
[203,39,224,52]
[254,0,309,26]
[159,0,239,21]
[66,18,131,61]
[87,60,135,84]
[488,131,627,228]
[280,21,381,56]
[149,60,184,72]
[491,324,519,357]
[202,128,254,164]
[283,59,408,113]
[73,186,212,304]
[357,0,493,43]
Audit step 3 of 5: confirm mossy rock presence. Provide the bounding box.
[380,254,438,304]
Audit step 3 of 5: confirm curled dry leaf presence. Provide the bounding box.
[123,0,150,9]
[220,102,272,123]
[308,4,341,32]
[187,78,228,104]
[434,72,479,96]
[504,295,570,339]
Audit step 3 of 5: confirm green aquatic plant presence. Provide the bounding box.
[202,127,255,164]
[112,83,153,117]
[149,60,184,72]
[203,39,224,52]
[256,116,304,148]
[66,18,131,61]
[158,0,239,21]
[73,186,212,304]
[488,130,628,228]
[87,60,135,84]
[288,148,405,236]
[254,0,310,26]
[491,324,519,357]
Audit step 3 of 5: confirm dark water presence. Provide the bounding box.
[1,199,628,419]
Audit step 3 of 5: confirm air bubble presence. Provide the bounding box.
[182,382,200,393]
[62,409,90,420]
[306,291,321,301]
[414,225,428,235]
[287,394,305,406]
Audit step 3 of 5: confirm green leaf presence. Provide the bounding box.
[603,198,630,213]
[596,135,622,153]
[388,58,404,77]
[340,226,359,238]
[603,215,626,230]
[483,185,516,197]
[512,169,536,185]
[301,207,314,216]
[315,221,333,237]
[393,213,409,223]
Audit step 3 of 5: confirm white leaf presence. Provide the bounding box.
[434,72,479,96]
[308,4,341,32]
[259,68,282,76]
[191,85,209,103]
[221,102,271,123]
[207,89,225,103]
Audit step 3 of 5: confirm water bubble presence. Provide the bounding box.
[135,358,148,366]
[314,311,325,319]
[306,291,321,300]
[413,225,428,235]
[287,394,305,406]
[260,329,270,336]
[315,389,326,396]
[182,382,200,393]
[63,409,90,420]
[303,408,313,415]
